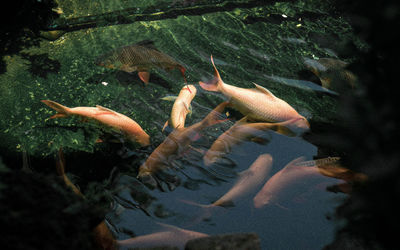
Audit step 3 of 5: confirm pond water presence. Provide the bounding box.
[0,0,366,249]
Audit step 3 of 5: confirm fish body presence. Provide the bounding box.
[95,40,186,84]
[165,84,197,130]
[253,157,339,208]
[138,102,228,177]
[117,223,207,250]
[41,100,150,146]
[199,56,309,130]
[304,57,357,91]
[204,118,301,166]
[212,154,273,207]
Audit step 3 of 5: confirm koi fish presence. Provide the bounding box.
[212,154,273,207]
[304,57,357,92]
[117,222,207,250]
[138,102,229,178]
[203,117,302,166]
[41,100,150,146]
[95,40,187,85]
[253,157,341,208]
[163,84,197,130]
[199,56,309,130]
[296,157,368,193]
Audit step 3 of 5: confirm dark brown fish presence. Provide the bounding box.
[304,57,357,92]
[95,40,187,85]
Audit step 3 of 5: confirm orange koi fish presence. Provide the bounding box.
[203,117,302,166]
[41,100,150,146]
[138,102,229,178]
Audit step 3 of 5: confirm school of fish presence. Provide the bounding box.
[40,43,365,249]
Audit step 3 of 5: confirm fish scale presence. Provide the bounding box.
[96,40,187,84]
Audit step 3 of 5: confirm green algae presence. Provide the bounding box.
[0,0,366,158]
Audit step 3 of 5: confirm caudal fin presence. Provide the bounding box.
[41,100,71,118]
[199,55,223,92]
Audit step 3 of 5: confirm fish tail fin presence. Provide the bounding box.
[202,101,230,127]
[41,100,71,118]
[199,55,223,92]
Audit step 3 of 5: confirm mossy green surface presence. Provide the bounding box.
[0,0,365,158]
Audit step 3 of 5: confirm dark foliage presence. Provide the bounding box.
[0,0,59,73]
[324,1,400,249]
[0,160,108,250]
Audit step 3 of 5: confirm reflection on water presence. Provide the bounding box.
[0,0,368,249]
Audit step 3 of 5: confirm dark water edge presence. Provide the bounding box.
[1,0,400,250]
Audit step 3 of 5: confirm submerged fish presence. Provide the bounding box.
[163,84,197,130]
[41,100,150,146]
[211,154,273,207]
[253,157,341,208]
[203,117,299,166]
[117,222,207,250]
[199,56,309,130]
[95,40,187,85]
[304,57,357,92]
[138,102,229,178]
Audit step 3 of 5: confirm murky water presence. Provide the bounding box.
[0,0,366,249]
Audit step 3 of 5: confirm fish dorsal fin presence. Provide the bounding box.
[253,82,277,99]
[135,40,159,50]
[282,156,306,172]
[95,105,119,115]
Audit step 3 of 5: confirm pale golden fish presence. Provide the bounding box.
[203,117,303,166]
[212,154,273,207]
[41,100,150,146]
[199,55,309,130]
[163,84,197,130]
[253,157,342,208]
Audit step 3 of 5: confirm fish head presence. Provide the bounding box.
[295,116,310,130]
[95,56,117,69]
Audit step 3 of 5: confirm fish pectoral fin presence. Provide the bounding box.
[160,95,178,101]
[252,82,277,99]
[162,120,169,132]
[50,113,68,119]
[138,71,150,84]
